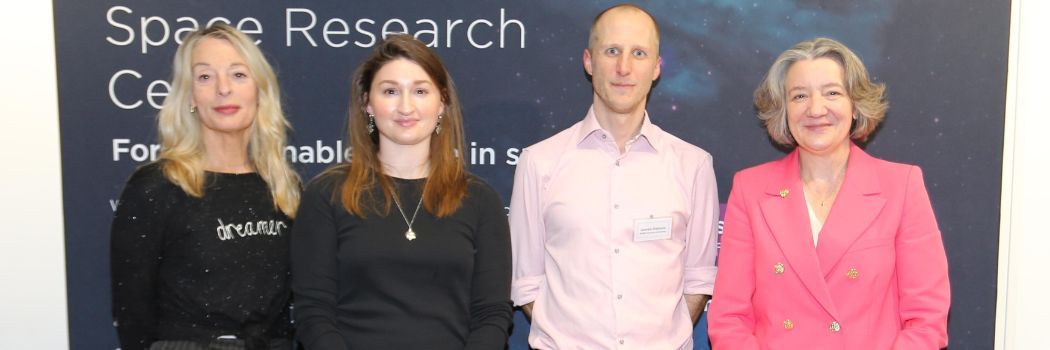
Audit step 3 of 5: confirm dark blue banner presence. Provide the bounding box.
[54,1,1008,348]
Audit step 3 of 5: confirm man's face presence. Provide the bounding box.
[584,8,661,116]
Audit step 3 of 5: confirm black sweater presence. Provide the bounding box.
[291,169,512,350]
[110,163,292,350]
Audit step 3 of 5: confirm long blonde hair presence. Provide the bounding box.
[156,23,300,217]
[341,34,468,218]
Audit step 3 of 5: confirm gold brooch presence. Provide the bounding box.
[779,189,789,198]
[774,263,785,274]
[830,321,842,332]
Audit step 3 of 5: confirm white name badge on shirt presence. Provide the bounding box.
[634,216,673,242]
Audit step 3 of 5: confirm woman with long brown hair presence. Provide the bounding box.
[290,34,512,349]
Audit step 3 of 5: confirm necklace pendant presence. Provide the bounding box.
[405,228,417,241]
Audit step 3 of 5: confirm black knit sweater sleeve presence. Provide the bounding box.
[464,179,513,350]
[110,163,173,350]
[289,173,348,350]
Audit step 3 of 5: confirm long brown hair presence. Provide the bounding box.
[340,34,467,217]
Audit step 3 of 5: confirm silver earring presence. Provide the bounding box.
[434,114,443,135]
[367,113,376,134]
[190,106,197,114]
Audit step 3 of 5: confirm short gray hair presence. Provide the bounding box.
[754,37,888,146]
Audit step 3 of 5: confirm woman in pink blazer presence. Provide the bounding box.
[708,38,950,349]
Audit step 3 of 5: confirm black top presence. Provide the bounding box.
[110,162,292,350]
[291,168,512,350]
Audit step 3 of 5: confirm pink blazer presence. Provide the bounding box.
[709,144,950,350]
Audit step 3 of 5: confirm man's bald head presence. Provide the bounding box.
[588,4,661,52]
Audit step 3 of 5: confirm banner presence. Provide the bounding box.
[55,1,1008,348]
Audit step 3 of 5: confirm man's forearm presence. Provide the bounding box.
[685,294,710,324]
[521,302,535,320]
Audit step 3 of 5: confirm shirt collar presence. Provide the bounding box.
[574,106,660,152]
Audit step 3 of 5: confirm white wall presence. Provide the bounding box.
[0,1,70,349]
[996,0,1050,349]
[0,1,1045,349]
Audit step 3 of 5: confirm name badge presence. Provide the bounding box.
[634,216,673,242]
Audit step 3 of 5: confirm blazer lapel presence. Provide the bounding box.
[758,149,839,319]
[815,144,887,278]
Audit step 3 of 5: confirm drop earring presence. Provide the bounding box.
[434,114,443,135]
[190,106,197,114]
[367,113,376,134]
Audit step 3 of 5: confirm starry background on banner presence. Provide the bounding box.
[53,0,1007,349]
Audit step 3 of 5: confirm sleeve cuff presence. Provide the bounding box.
[511,275,544,306]
[684,266,717,295]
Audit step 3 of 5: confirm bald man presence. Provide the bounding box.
[509,4,719,349]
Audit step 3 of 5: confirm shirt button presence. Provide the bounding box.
[829,321,841,332]
[614,248,620,254]
[619,339,624,345]
[617,294,623,299]
[615,160,621,166]
[613,204,619,209]
[601,134,607,139]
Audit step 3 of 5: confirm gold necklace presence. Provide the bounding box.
[391,192,424,241]
[803,163,847,208]
[806,184,840,207]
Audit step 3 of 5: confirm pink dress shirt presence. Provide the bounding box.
[510,107,719,349]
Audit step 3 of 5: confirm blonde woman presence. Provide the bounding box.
[110,23,300,350]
